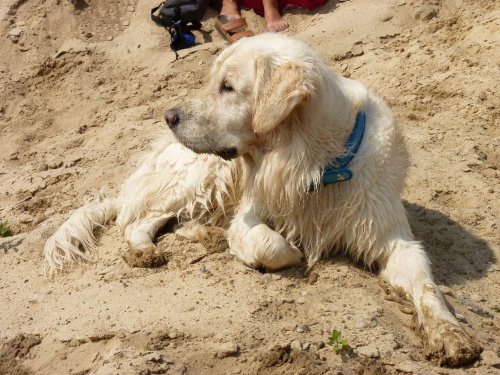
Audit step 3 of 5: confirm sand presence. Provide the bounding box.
[0,0,499,373]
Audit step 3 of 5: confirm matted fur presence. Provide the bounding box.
[44,33,480,366]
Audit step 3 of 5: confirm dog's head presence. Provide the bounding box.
[164,33,320,159]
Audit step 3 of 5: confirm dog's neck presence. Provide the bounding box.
[259,69,367,156]
[323,69,368,135]
[250,67,369,196]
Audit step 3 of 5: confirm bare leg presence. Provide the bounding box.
[220,0,241,19]
[263,0,288,32]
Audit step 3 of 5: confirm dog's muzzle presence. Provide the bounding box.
[164,107,238,160]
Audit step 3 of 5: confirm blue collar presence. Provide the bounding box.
[310,111,366,191]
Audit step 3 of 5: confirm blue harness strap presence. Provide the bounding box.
[309,111,366,191]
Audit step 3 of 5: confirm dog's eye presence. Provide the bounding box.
[220,82,234,93]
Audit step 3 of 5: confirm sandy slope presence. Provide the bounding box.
[0,0,499,374]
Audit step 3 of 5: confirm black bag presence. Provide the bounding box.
[151,0,211,28]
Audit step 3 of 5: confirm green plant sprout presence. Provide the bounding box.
[328,330,349,353]
[0,221,13,238]
[492,306,500,313]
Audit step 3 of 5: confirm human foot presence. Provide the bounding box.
[220,0,241,19]
[264,9,288,32]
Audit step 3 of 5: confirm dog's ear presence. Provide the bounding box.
[252,56,314,133]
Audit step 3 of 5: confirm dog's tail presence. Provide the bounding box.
[43,198,118,277]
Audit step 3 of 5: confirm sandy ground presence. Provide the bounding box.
[1,0,499,374]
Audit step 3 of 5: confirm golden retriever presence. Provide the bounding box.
[44,33,480,366]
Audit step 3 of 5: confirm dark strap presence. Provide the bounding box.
[189,20,202,30]
[152,2,203,29]
[151,2,165,26]
[219,18,248,32]
[151,2,169,26]
[151,1,183,27]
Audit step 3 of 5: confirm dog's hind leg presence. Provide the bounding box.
[228,200,303,270]
[376,225,481,366]
[121,215,172,268]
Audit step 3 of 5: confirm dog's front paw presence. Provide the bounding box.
[122,245,168,268]
[425,320,481,367]
[253,225,303,271]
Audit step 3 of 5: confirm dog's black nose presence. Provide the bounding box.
[165,109,180,129]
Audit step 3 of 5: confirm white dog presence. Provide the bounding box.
[44,33,480,366]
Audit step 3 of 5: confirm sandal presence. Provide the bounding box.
[215,15,255,43]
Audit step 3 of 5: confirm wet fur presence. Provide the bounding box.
[44,33,480,366]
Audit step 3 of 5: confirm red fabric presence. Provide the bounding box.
[240,0,327,16]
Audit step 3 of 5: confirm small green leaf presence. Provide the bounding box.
[0,221,13,238]
[329,330,341,342]
[327,330,349,353]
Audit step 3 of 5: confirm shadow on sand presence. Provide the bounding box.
[404,201,496,286]
[273,201,496,288]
